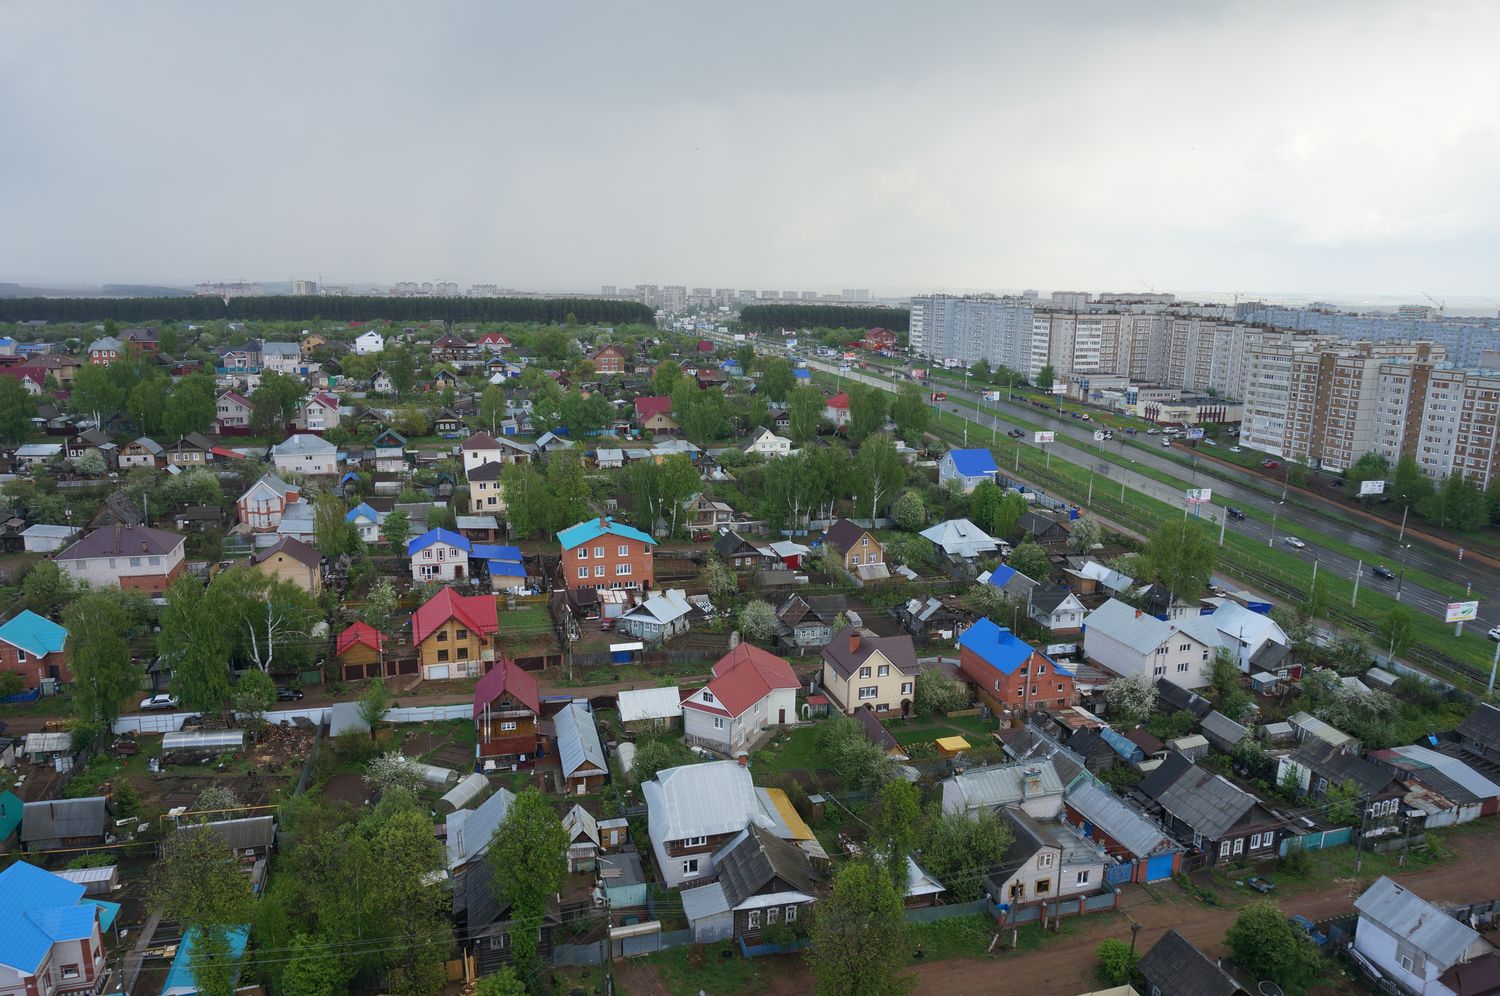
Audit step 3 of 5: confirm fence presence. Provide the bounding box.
[1280,826,1353,857]
[738,936,811,959]
[904,898,987,924]
[997,888,1118,926]
[112,701,472,736]
[0,687,41,705]
[553,928,694,966]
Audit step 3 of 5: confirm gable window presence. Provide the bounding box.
[1037,852,1054,869]
[683,836,707,847]
[579,548,589,559]
[877,664,890,677]
[859,667,871,679]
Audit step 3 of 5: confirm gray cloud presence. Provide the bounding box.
[2,0,1498,296]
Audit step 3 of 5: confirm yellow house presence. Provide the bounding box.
[467,462,506,514]
[821,518,885,572]
[250,537,323,595]
[818,625,919,716]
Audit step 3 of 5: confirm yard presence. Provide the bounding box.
[884,713,998,748]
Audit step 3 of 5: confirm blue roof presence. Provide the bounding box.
[555,517,656,550]
[0,862,97,974]
[406,528,472,556]
[488,562,528,578]
[957,617,1051,676]
[946,448,999,476]
[0,610,67,658]
[1099,728,1144,762]
[794,368,812,379]
[162,926,251,995]
[985,565,1016,589]
[0,789,22,840]
[472,543,523,563]
[345,502,380,523]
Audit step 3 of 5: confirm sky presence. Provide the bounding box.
[3,1,1500,299]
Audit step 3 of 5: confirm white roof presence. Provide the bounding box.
[617,686,684,724]
[440,772,489,811]
[16,443,63,457]
[446,786,517,870]
[768,540,810,558]
[1355,876,1485,967]
[555,702,607,780]
[622,588,692,625]
[24,731,72,753]
[1073,560,1135,591]
[21,524,77,538]
[1287,711,1354,749]
[905,856,945,898]
[454,515,499,530]
[643,761,761,842]
[680,881,731,921]
[274,433,337,456]
[942,759,1065,814]
[920,519,999,559]
[1205,598,1287,649]
[596,448,624,461]
[1082,599,1175,654]
[1389,744,1500,800]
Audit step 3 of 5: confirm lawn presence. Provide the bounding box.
[635,941,797,996]
[884,713,998,748]
[753,725,828,775]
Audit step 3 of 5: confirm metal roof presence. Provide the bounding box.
[616,686,684,724]
[1065,776,1173,859]
[643,761,759,842]
[555,702,607,780]
[23,731,72,755]
[942,759,1064,814]
[1152,763,1259,840]
[920,518,999,559]
[181,816,275,852]
[1356,876,1483,968]
[21,797,107,843]
[446,786,517,870]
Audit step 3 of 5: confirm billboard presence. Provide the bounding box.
[1034,431,1055,444]
[1445,601,1479,623]
[1050,384,1067,395]
[1360,479,1386,496]
[983,390,1001,401]
[1093,430,1109,441]
[1187,428,1205,441]
[1185,488,1213,504]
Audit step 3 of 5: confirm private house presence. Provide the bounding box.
[744,427,792,458]
[237,474,300,533]
[473,543,526,594]
[218,342,262,372]
[555,702,608,794]
[433,409,465,435]
[1138,752,1283,866]
[617,588,693,643]
[15,443,63,469]
[897,597,965,641]
[1063,776,1182,883]
[823,392,850,427]
[643,760,762,888]
[87,492,143,530]
[0,862,115,996]
[920,518,999,567]
[371,370,395,393]
[1275,740,1406,832]
[683,644,799,755]
[116,437,164,469]
[1353,877,1494,996]
[261,342,302,373]
[371,428,407,473]
[21,798,109,851]
[557,516,655,593]
[407,528,472,583]
[937,449,999,493]
[1287,712,1358,753]
[1456,703,1500,766]
[958,617,1075,715]
[64,429,111,463]
[818,624,918,716]
[686,494,735,534]
[940,760,1066,818]
[163,433,215,470]
[53,525,186,597]
[1081,599,1220,691]
[1203,599,1291,674]
[819,518,885,581]
[634,396,678,434]
[1063,560,1135,598]
[1028,586,1087,635]
[617,686,684,733]
[297,392,342,431]
[0,610,70,691]
[432,332,474,359]
[413,587,500,679]
[335,622,389,681]
[590,344,628,374]
[1017,511,1071,545]
[983,808,1105,910]
[345,502,385,543]
[679,826,819,945]
[475,331,511,351]
[250,537,323,595]
[979,563,1041,603]
[460,432,506,473]
[353,329,386,354]
[1137,929,1244,996]
[215,390,252,429]
[87,336,121,364]
[473,659,543,763]
[773,594,846,653]
[271,433,338,476]
[713,530,776,571]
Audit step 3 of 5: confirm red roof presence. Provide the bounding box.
[218,390,251,408]
[825,392,850,409]
[473,658,540,717]
[685,644,798,719]
[0,367,46,385]
[697,340,714,352]
[460,431,501,450]
[634,396,673,419]
[210,446,247,460]
[336,621,385,656]
[411,587,499,646]
[476,332,511,345]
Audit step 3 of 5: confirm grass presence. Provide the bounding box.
[885,713,997,748]
[753,725,828,774]
[636,941,788,995]
[905,910,1118,963]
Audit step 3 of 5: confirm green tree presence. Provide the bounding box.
[1142,520,1216,603]
[628,739,697,783]
[1035,365,1055,391]
[889,381,932,441]
[1103,673,1157,726]
[393,405,429,438]
[281,934,345,996]
[872,780,921,895]
[474,968,529,996]
[818,716,893,792]
[699,558,739,603]
[918,806,1013,901]
[652,360,684,395]
[1345,451,1390,500]
[0,376,36,443]
[1378,605,1416,661]
[161,576,232,713]
[232,669,276,733]
[384,347,417,397]
[991,491,1028,539]
[21,560,80,614]
[855,434,904,522]
[64,591,137,727]
[545,452,593,533]
[1420,473,1489,530]
[1389,455,1433,511]
[890,489,925,531]
[210,567,320,673]
[739,600,777,644]
[313,493,361,558]
[369,807,449,995]
[359,677,390,731]
[71,448,107,476]
[788,385,826,443]
[1068,515,1103,553]
[1096,938,1139,987]
[848,383,889,441]
[970,359,992,382]
[500,463,549,538]
[1226,901,1324,996]
[379,509,410,555]
[1006,538,1051,583]
[361,578,399,632]
[70,362,128,424]
[913,669,969,716]
[810,860,910,996]
[760,358,796,403]
[151,827,255,996]
[479,383,507,434]
[164,374,218,436]
[969,480,1002,532]
[129,373,171,432]
[488,789,569,988]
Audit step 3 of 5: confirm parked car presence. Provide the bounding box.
[1161,438,1172,447]
[1262,459,1281,469]
[140,693,179,711]
[1281,536,1307,549]
[1080,414,1091,421]
[1372,565,1396,580]
[1246,876,1276,894]
[1488,625,1500,642]
[1331,478,1345,488]
[1227,507,1247,520]
[1145,427,1159,434]
[275,687,305,701]
[1288,914,1328,947]
[1124,427,1137,435]
[1202,438,1217,446]
[1230,446,1242,453]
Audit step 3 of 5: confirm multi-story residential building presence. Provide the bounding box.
[86,336,121,365]
[238,474,301,532]
[53,525,186,597]
[271,434,338,476]
[556,517,655,592]
[414,587,500,680]
[0,610,70,691]
[957,617,1075,715]
[297,392,341,431]
[260,342,302,374]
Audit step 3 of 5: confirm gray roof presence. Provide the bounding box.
[944,759,1065,813]
[919,518,999,559]
[1137,928,1241,996]
[1355,876,1483,967]
[1150,760,1261,840]
[21,797,108,842]
[643,761,759,842]
[713,825,819,908]
[273,433,337,456]
[1065,776,1174,859]
[1288,740,1398,797]
[261,341,301,356]
[1083,599,1178,654]
[621,588,692,625]
[56,524,184,561]
[183,816,276,851]
[1200,710,1249,748]
[680,881,731,921]
[1003,725,1086,785]
[1458,702,1500,749]
[616,686,683,724]
[555,702,607,780]
[446,786,517,870]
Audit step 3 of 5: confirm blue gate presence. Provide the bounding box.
[1144,853,1175,882]
[1105,862,1134,886]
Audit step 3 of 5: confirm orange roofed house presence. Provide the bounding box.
[412,587,500,680]
[473,659,543,766]
[681,644,799,755]
[336,621,390,681]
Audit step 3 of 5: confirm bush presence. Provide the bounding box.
[1096,938,1139,986]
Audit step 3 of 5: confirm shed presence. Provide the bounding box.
[1164,734,1208,762]
[1288,711,1357,752]
[1363,667,1399,692]
[23,731,73,762]
[1261,721,1295,744]
[182,816,276,854]
[161,729,245,759]
[21,796,108,850]
[1248,670,1281,694]
[54,864,119,895]
[1200,711,1249,753]
[616,686,684,731]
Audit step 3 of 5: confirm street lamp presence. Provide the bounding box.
[1395,543,1413,602]
[1268,501,1283,548]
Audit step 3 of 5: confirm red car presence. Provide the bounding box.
[1262,460,1280,469]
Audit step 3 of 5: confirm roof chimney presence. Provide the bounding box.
[849,631,860,654]
[598,515,607,527]
[1022,766,1042,800]
[1135,609,1142,619]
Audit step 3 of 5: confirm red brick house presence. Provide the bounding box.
[556,516,655,592]
[473,659,543,764]
[0,610,70,690]
[591,344,628,375]
[957,617,1076,715]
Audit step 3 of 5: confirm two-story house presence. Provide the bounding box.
[237,474,301,533]
[0,610,70,691]
[818,624,918,716]
[937,448,999,493]
[260,342,302,374]
[87,336,121,365]
[297,392,342,431]
[1081,598,1221,692]
[353,329,386,355]
[215,390,252,429]
[590,344,628,375]
[679,826,819,945]
[217,341,262,373]
[1138,752,1284,866]
[958,617,1075,715]
[682,644,799,755]
[271,433,338,476]
[744,426,792,458]
[823,392,850,427]
[984,808,1106,911]
[467,461,506,515]
[557,516,655,592]
[686,494,735,534]
[414,587,500,680]
[345,502,385,544]
[163,433,215,471]
[1353,877,1496,996]
[472,658,542,764]
[1027,585,1088,636]
[460,432,507,474]
[250,537,323,595]
[407,528,472,583]
[53,525,186,597]
[713,530,775,572]
[820,518,884,578]
[644,761,763,888]
[116,437,164,469]
[634,396,678,434]
[0,861,115,996]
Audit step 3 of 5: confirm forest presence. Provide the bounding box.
[736,303,909,333]
[0,295,655,326]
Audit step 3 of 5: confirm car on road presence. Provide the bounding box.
[1281,536,1307,549]
[1262,459,1281,469]
[1372,565,1396,580]
[1230,446,1242,453]
[1080,414,1091,421]
[1145,427,1159,434]
[1007,429,1024,438]
[1489,625,1500,642]
[1331,478,1345,488]
[140,693,179,711]
[1227,507,1247,520]
[275,687,305,701]
[1161,438,1172,447]
[1124,427,1137,435]
[1202,438,1216,446]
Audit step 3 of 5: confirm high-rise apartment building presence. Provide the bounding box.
[291,279,318,296]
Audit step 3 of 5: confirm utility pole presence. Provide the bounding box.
[1352,560,1362,607]
[1489,638,1500,695]
[1218,510,1227,547]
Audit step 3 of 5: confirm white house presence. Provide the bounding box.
[941,759,1066,818]
[459,432,506,474]
[682,645,799,755]
[271,434,338,476]
[21,524,80,554]
[937,448,999,493]
[215,390,252,428]
[984,809,1107,912]
[1028,586,1088,634]
[261,342,302,374]
[371,371,395,394]
[237,473,301,533]
[345,502,385,543]
[297,392,341,431]
[643,761,762,888]
[617,589,693,642]
[1081,598,1221,691]
[744,426,792,458]
[353,329,386,355]
[53,525,185,595]
[406,528,472,582]
[1203,598,1290,673]
[1353,876,1494,995]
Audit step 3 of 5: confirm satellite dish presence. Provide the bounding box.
[1259,983,1285,996]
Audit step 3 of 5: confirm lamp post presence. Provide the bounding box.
[1395,543,1413,602]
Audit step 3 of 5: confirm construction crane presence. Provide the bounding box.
[1421,291,1445,316]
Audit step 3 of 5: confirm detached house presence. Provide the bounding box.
[958,617,1075,715]
[1353,877,1496,996]
[407,528,472,583]
[237,474,301,533]
[773,594,845,652]
[336,622,389,681]
[54,525,186,597]
[345,502,384,544]
[163,433,214,470]
[353,329,386,354]
[617,589,693,642]
[1138,752,1283,866]
[473,659,542,764]
[818,624,918,716]
[823,392,850,427]
[590,344,628,375]
[215,390,252,429]
[116,437,164,469]
[0,610,70,691]
[0,862,115,996]
[467,461,506,515]
[820,518,886,581]
[250,537,323,595]
[683,644,799,755]
[644,761,762,888]
[713,530,775,572]
[937,448,999,493]
[1083,598,1221,690]
[297,392,341,431]
[557,516,655,592]
[634,396,678,434]
[1027,586,1087,636]
[413,587,500,679]
[984,808,1105,912]
[920,518,999,567]
[555,702,608,794]
[87,336,121,365]
[271,433,338,476]
[679,826,819,945]
[744,426,792,458]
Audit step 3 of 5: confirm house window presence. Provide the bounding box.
[684,836,707,847]
[748,910,760,929]
[1153,664,1166,677]
[437,649,449,662]
[1177,662,1189,672]
[579,548,589,559]
[578,567,589,579]
[594,546,605,558]
[437,631,448,641]
[703,691,714,702]
[878,664,890,677]
[1037,853,1054,869]
[1249,833,1261,849]
[619,545,629,556]
[595,565,605,577]
[1219,841,1231,858]
[456,629,469,640]
[1233,838,1245,855]
[785,905,798,923]
[616,563,632,576]
[1400,954,1414,973]
[766,906,780,924]
[714,717,725,729]
[859,686,878,700]
[1075,870,1090,886]
[859,667,871,679]
[901,682,913,695]
[500,721,517,732]
[851,554,861,565]
[1035,878,1051,895]
[129,557,141,568]
[60,965,80,981]
[682,858,699,875]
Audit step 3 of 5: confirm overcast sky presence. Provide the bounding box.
[3,1,1499,299]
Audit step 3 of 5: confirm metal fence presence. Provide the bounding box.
[112,701,472,735]
[1280,826,1353,856]
[0,687,41,705]
[904,899,988,924]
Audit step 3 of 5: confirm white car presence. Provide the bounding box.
[1230,446,1242,453]
[1161,438,1172,447]
[1281,536,1307,549]
[1489,626,1500,642]
[140,693,180,711]
[1146,428,1159,435]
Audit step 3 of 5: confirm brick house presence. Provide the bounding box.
[634,396,679,434]
[413,587,500,679]
[556,516,655,592]
[53,525,186,597]
[237,474,301,533]
[0,862,114,996]
[590,344,628,375]
[0,610,70,691]
[957,617,1076,715]
[473,659,542,764]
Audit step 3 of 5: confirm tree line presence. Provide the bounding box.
[736,304,910,333]
[0,295,654,325]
